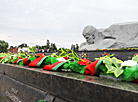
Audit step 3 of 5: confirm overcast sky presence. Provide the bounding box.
[1,0,138,49]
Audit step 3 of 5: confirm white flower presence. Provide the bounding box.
[56,57,66,61]
[120,60,137,68]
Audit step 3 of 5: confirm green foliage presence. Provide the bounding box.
[96,55,123,78]
[63,61,86,74]
[59,52,66,57]
[0,40,9,53]
[28,46,36,55]
[11,54,18,59]
[0,46,36,63]
[61,48,68,53]
[114,68,124,78]
[132,55,138,62]
[51,52,58,58]
[51,57,58,64]
[68,53,74,58]
[71,50,81,61]
[18,50,29,58]
[0,52,12,63]
[121,65,138,81]
[18,43,27,48]
[50,43,57,52]
[58,48,82,61]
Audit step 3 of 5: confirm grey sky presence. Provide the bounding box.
[0,0,138,48]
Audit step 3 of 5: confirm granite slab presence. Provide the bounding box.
[1,63,138,102]
[0,74,47,102]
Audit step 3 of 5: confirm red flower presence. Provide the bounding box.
[19,56,22,59]
[0,56,5,59]
[78,58,91,65]
[63,56,68,60]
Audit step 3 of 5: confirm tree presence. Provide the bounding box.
[0,40,9,53]
[50,43,57,52]
[3,43,9,52]
[10,46,14,49]
[35,45,41,49]
[71,44,79,51]
[46,39,50,49]
[71,44,75,51]
[52,43,57,51]
[75,44,79,51]
[0,43,3,52]
[18,43,28,48]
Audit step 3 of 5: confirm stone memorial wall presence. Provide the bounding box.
[0,61,138,102]
[44,50,138,61]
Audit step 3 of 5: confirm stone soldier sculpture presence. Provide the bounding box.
[79,22,138,51]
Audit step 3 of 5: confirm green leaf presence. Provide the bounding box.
[59,52,66,57]
[104,56,111,60]
[102,59,112,64]
[112,57,117,64]
[59,49,62,52]
[24,51,28,56]
[68,53,74,58]
[106,67,117,73]
[105,64,113,71]
[18,51,21,54]
[52,52,58,55]
[116,60,123,64]
[71,50,79,58]
[132,55,138,62]
[114,69,124,77]
[20,54,26,58]
[51,52,58,58]
[32,46,36,53]
[28,47,32,52]
[111,57,122,68]
[61,48,68,53]
[95,58,100,60]
[28,54,34,58]
[11,55,18,59]
[112,57,123,64]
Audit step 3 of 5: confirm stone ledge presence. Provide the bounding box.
[0,63,138,102]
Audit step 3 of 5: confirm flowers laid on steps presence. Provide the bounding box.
[1,47,138,82]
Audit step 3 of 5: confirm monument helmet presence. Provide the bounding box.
[82,25,98,36]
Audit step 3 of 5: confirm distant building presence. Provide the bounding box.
[18,47,30,53]
[9,46,18,53]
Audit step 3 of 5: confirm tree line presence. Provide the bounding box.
[0,39,79,53]
[0,40,9,53]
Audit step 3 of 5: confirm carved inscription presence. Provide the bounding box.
[5,88,22,102]
[11,88,18,95]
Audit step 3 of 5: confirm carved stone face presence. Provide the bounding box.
[83,33,95,44]
[82,25,99,45]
